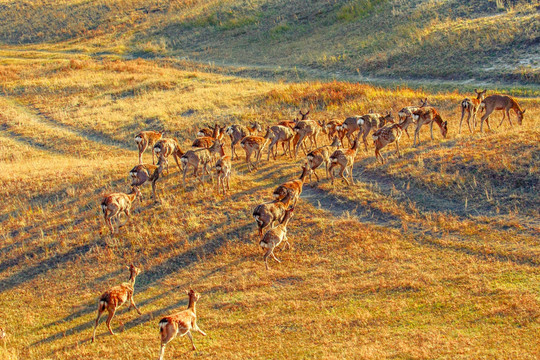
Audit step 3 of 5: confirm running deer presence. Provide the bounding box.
[265,125,295,160]
[459,89,487,134]
[214,142,231,195]
[356,112,395,151]
[240,135,268,171]
[293,120,322,158]
[193,124,225,148]
[181,139,223,186]
[92,264,142,342]
[153,138,184,174]
[328,134,361,186]
[253,191,293,237]
[397,98,428,138]
[260,207,294,270]
[479,94,525,132]
[306,136,342,182]
[412,107,448,147]
[158,289,206,359]
[101,186,141,234]
[225,122,262,160]
[273,164,310,207]
[135,130,163,165]
[129,157,165,200]
[373,123,403,164]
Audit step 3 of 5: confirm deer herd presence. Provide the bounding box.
[94,90,526,356]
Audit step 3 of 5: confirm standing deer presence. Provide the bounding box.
[193,124,225,148]
[411,107,448,147]
[479,94,525,132]
[225,122,262,160]
[240,135,268,171]
[260,207,294,270]
[135,131,163,165]
[293,120,322,158]
[253,191,293,237]
[306,136,342,182]
[92,264,143,342]
[356,112,395,151]
[397,98,428,138]
[328,134,361,186]
[153,138,184,174]
[265,125,295,160]
[459,89,487,134]
[214,142,231,195]
[373,123,403,164]
[319,119,342,142]
[101,186,141,234]
[158,289,206,359]
[129,157,165,200]
[273,164,310,206]
[181,140,223,186]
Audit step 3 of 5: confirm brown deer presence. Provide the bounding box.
[397,98,428,138]
[356,112,395,151]
[158,289,206,359]
[373,123,403,164]
[135,130,163,165]
[293,120,322,158]
[180,139,222,186]
[260,207,294,270]
[411,107,448,147]
[224,122,262,160]
[340,116,362,147]
[479,94,525,132]
[328,134,360,186]
[306,136,342,182]
[273,164,310,206]
[214,142,231,195]
[129,156,166,200]
[265,125,295,160]
[92,264,142,342]
[192,124,225,148]
[253,191,293,237]
[459,89,487,134]
[153,138,184,174]
[240,135,268,171]
[319,119,343,142]
[101,186,141,234]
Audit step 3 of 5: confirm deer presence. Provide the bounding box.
[192,124,225,148]
[181,139,223,186]
[129,156,166,200]
[92,264,143,343]
[265,125,295,160]
[459,89,487,134]
[273,164,310,207]
[135,130,163,165]
[479,94,526,132]
[240,135,268,171]
[306,136,342,182]
[411,107,448,147]
[214,142,231,195]
[260,207,294,270]
[158,289,206,359]
[101,186,141,234]
[328,133,361,186]
[293,120,322,158]
[373,123,404,164]
[253,191,293,237]
[225,122,262,160]
[153,138,184,175]
[318,119,342,142]
[356,112,395,151]
[397,98,428,138]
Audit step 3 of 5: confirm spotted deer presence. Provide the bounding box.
[293,120,322,158]
[153,138,184,174]
[253,191,293,237]
[240,135,268,171]
[328,134,360,186]
[158,289,206,359]
[193,124,225,148]
[135,130,163,165]
[101,186,141,234]
[306,136,342,182]
[459,89,487,134]
[397,98,428,138]
[319,119,342,142]
[214,142,231,195]
[92,264,142,342]
[265,125,295,160]
[260,207,294,270]
[372,123,403,164]
[273,164,310,206]
[225,122,262,160]
[479,94,525,132]
[356,112,395,151]
[412,107,448,147]
[180,139,223,186]
[129,157,165,200]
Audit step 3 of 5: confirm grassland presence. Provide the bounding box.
[0,48,539,359]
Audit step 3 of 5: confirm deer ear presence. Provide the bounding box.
[522,109,526,114]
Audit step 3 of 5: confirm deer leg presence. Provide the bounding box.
[395,140,401,158]
[183,165,189,187]
[105,307,116,335]
[339,165,350,186]
[506,109,513,126]
[413,125,421,147]
[159,326,176,360]
[129,295,142,315]
[362,131,369,152]
[263,248,272,270]
[459,108,466,134]
[91,305,105,343]
[329,163,337,185]
[466,110,473,134]
[430,121,434,140]
[271,249,281,263]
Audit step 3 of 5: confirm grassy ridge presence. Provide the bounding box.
[0,52,539,359]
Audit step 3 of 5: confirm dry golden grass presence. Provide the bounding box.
[0,52,539,360]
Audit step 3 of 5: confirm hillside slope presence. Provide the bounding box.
[0,0,538,84]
